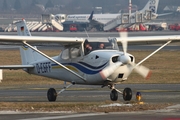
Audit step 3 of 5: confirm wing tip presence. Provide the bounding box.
[145,70,152,80]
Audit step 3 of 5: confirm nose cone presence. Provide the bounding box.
[119,54,131,64]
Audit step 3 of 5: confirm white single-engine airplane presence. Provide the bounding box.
[0,19,179,102]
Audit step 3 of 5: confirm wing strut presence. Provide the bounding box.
[22,41,86,82]
[136,40,172,66]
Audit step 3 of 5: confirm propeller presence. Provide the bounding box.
[119,32,131,64]
[134,64,152,79]
[120,32,128,54]
[119,32,151,79]
[99,31,151,80]
[100,62,122,80]
[99,32,129,80]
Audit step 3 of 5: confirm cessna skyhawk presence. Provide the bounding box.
[0,19,179,102]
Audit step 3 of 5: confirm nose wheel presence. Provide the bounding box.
[123,87,132,101]
[110,89,118,101]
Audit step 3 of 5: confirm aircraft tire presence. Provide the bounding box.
[123,87,132,101]
[47,88,57,102]
[110,89,118,101]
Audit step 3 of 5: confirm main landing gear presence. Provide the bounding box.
[109,85,132,101]
[47,88,57,102]
[47,82,75,102]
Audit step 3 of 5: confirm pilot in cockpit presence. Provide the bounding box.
[84,42,92,55]
[98,43,105,49]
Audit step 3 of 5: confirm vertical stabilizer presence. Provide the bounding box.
[140,0,159,14]
[88,11,94,20]
[16,19,45,65]
[20,46,43,65]
[16,18,31,36]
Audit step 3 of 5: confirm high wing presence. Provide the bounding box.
[116,35,180,45]
[0,36,84,72]
[0,36,84,45]
[0,35,180,45]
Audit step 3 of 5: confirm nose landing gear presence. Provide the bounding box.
[109,85,132,101]
[110,89,118,101]
[123,87,132,101]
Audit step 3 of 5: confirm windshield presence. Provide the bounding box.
[84,39,119,55]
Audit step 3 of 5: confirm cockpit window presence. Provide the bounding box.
[70,47,81,58]
[61,48,69,60]
[83,39,119,55]
[61,45,82,59]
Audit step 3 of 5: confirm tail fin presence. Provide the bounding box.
[16,18,31,36]
[16,19,45,65]
[20,46,45,65]
[88,11,94,20]
[140,0,159,14]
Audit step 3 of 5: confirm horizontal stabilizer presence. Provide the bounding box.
[0,65,34,69]
[158,12,173,17]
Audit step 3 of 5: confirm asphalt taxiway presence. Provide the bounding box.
[0,84,180,103]
[0,84,180,120]
[0,110,180,120]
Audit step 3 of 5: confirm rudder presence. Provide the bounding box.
[16,18,31,36]
[16,19,45,65]
[141,0,159,14]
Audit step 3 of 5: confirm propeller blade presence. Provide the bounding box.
[100,62,122,80]
[119,31,151,80]
[120,32,128,54]
[134,64,152,79]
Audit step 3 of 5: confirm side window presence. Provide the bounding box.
[70,47,81,58]
[61,49,69,60]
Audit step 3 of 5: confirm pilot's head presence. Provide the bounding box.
[99,43,104,49]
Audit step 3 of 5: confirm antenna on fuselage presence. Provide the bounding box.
[84,28,89,38]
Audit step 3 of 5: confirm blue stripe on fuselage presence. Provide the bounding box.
[51,61,108,74]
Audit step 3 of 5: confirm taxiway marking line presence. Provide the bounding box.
[20,113,106,120]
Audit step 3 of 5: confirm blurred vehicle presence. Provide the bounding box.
[169,23,180,31]
[69,24,77,32]
[148,25,164,31]
[0,27,4,32]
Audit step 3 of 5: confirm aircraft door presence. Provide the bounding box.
[61,48,70,60]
